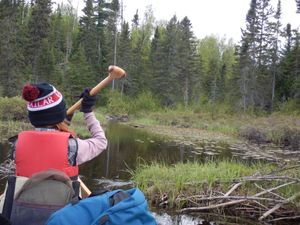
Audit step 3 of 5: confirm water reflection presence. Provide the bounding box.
[153,212,211,225]
[80,123,276,189]
[80,122,203,186]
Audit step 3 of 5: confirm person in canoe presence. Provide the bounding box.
[0,82,107,225]
[14,82,107,180]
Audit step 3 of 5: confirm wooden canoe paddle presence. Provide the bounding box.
[66,65,126,117]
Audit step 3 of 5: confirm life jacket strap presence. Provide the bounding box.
[2,176,16,220]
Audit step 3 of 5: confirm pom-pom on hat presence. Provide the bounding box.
[22,83,66,127]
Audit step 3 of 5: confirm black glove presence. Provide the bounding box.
[80,89,97,113]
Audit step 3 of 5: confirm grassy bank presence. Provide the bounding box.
[0,94,299,150]
[131,160,300,221]
[2,108,299,148]
[132,161,300,201]
[124,110,300,150]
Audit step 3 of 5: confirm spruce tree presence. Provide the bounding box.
[0,0,26,96]
[65,46,95,102]
[79,0,98,71]
[149,26,166,101]
[27,0,52,81]
[238,0,278,110]
[117,21,131,93]
[177,16,198,106]
[127,7,153,96]
[155,15,181,105]
[269,0,282,110]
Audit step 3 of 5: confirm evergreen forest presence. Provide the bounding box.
[0,0,299,113]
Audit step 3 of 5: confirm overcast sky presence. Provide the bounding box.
[59,0,300,42]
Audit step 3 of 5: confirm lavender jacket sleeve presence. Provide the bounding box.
[76,112,107,165]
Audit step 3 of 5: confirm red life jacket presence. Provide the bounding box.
[15,130,78,178]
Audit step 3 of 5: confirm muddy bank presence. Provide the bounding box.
[123,122,300,163]
[99,110,299,152]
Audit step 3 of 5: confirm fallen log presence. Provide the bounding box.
[179,181,296,213]
[259,192,300,221]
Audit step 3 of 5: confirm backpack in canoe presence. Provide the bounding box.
[0,169,157,225]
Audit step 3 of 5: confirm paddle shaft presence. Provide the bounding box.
[78,177,92,198]
[66,76,114,116]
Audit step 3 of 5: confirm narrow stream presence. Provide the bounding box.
[0,122,299,224]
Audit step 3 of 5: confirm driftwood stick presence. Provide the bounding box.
[254,183,285,200]
[252,200,269,210]
[268,164,300,175]
[179,181,296,213]
[259,192,300,221]
[268,215,300,222]
[241,176,300,182]
[224,182,242,196]
[182,195,284,203]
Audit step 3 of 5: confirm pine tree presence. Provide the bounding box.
[238,0,278,110]
[27,0,53,81]
[65,46,95,102]
[35,38,55,82]
[290,31,300,100]
[105,0,120,89]
[0,0,26,96]
[131,9,139,28]
[269,0,282,110]
[117,21,131,93]
[126,6,154,96]
[153,15,181,105]
[149,26,166,101]
[238,0,257,111]
[255,0,275,109]
[79,0,98,71]
[177,16,198,106]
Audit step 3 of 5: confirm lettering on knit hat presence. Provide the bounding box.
[27,88,63,112]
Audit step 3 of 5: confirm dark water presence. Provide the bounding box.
[79,123,243,189]
[0,123,299,225]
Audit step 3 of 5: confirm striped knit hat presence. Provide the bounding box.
[22,83,66,127]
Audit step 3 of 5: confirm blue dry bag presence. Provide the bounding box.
[45,188,157,225]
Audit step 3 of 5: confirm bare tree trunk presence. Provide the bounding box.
[112,15,118,91]
[271,71,276,110]
[271,13,280,111]
[183,77,189,107]
[65,34,72,64]
[211,73,217,119]
[242,70,247,112]
[112,30,117,90]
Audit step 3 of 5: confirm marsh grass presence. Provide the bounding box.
[132,160,300,209]
[132,160,274,197]
[128,108,300,147]
[0,121,32,142]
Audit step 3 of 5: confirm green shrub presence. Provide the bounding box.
[106,91,161,115]
[268,126,300,151]
[131,91,160,113]
[106,91,131,115]
[0,96,28,121]
[278,100,300,115]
